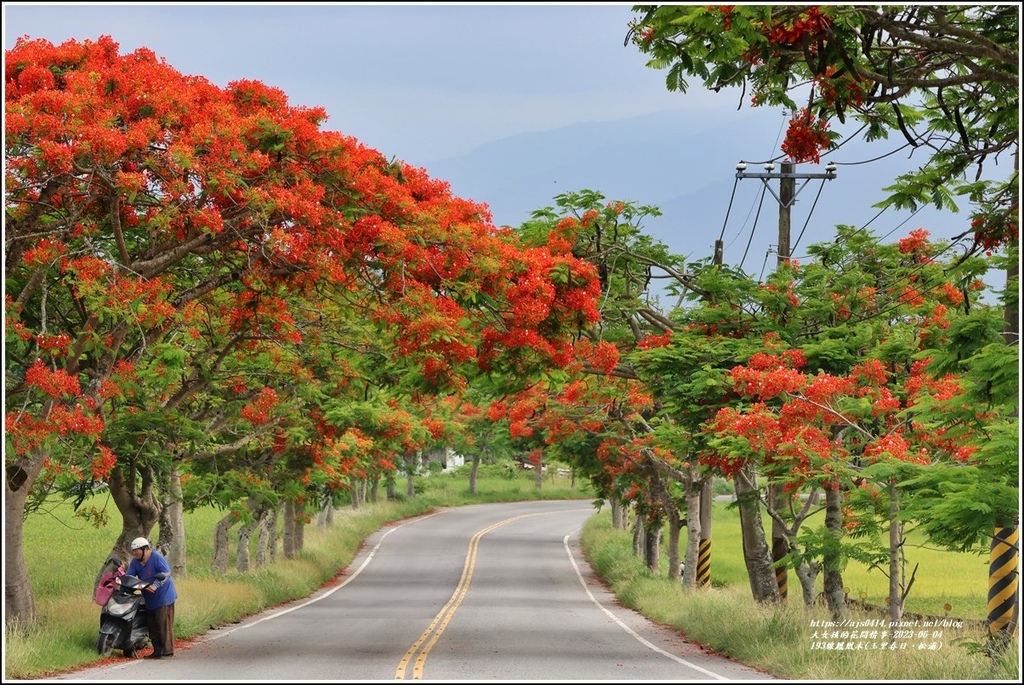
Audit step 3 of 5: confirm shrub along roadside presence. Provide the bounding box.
[4,469,1016,680]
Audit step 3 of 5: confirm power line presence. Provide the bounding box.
[718,177,741,244]
[739,184,769,272]
[790,179,829,254]
[758,248,774,282]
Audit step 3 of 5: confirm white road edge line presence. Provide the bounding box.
[562,528,729,681]
[205,511,443,641]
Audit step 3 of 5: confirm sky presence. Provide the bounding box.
[4,2,714,168]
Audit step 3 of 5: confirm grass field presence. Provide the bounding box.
[580,512,1018,681]
[706,497,992,620]
[3,467,1015,680]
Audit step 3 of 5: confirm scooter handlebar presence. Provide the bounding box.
[115,575,152,590]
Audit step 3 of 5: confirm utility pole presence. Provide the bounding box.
[734,157,837,600]
[734,159,837,266]
[778,160,794,264]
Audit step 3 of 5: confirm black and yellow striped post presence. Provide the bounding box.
[987,523,1019,642]
[698,479,712,588]
[697,538,712,587]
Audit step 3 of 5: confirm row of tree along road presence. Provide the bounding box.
[5,6,1018,648]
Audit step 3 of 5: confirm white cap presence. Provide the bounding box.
[130,537,150,551]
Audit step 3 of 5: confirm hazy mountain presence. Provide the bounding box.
[421,107,971,274]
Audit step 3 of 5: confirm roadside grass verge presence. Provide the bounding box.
[580,510,1018,681]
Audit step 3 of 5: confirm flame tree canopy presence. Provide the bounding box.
[628,5,1018,250]
[4,35,601,625]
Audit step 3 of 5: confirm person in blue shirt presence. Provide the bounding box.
[126,537,178,658]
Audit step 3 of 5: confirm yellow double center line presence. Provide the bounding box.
[394,512,546,680]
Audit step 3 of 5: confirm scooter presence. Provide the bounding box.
[97,574,151,658]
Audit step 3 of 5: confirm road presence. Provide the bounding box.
[59,500,775,681]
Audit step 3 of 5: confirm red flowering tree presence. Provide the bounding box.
[629,5,1017,636]
[511,190,708,582]
[628,5,1018,252]
[4,36,600,625]
[500,182,1012,620]
[695,226,1014,621]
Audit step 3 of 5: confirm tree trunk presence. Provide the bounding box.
[317,496,332,528]
[295,511,305,553]
[653,472,685,583]
[4,479,38,626]
[766,488,820,605]
[888,479,903,624]
[822,487,849,622]
[212,511,238,574]
[237,516,256,573]
[769,484,789,601]
[354,479,366,509]
[684,481,703,590]
[794,560,818,606]
[632,514,644,557]
[107,462,163,561]
[534,459,543,490]
[255,511,270,568]
[665,505,682,582]
[317,499,328,528]
[645,522,661,573]
[161,468,187,579]
[370,476,380,503]
[405,454,417,498]
[282,499,296,559]
[610,497,624,530]
[631,513,643,557]
[989,187,1020,649]
[734,464,781,603]
[237,500,263,573]
[267,506,279,563]
[469,454,480,495]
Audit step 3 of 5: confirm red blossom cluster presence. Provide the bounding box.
[636,331,672,350]
[24,359,81,398]
[897,228,931,254]
[813,66,865,109]
[239,387,280,425]
[781,109,832,164]
[970,212,1018,252]
[764,6,831,46]
[90,445,118,481]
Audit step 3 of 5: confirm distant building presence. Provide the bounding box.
[420,448,465,475]
[442,449,465,472]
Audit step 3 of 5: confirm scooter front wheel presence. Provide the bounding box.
[97,632,115,657]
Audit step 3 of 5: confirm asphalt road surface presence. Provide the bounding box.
[59,500,776,681]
